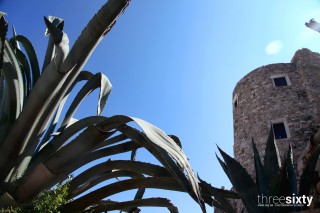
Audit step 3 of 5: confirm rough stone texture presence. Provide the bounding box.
[232,48,320,212]
[233,48,320,176]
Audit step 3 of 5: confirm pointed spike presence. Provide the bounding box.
[0,12,6,19]
[44,16,63,44]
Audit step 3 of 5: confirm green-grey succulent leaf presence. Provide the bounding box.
[83,198,179,213]
[63,141,141,175]
[9,35,40,86]
[42,16,64,72]
[10,47,32,97]
[299,144,320,196]
[0,12,6,19]
[217,146,259,213]
[131,148,138,161]
[62,177,185,212]
[44,17,63,45]
[3,40,24,113]
[0,40,24,145]
[5,0,130,182]
[119,117,206,212]
[10,25,20,51]
[216,153,230,179]
[59,0,131,74]
[69,170,142,199]
[60,72,112,128]
[198,178,239,199]
[252,139,267,195]
[39,70,93,147]
[44,16,64,36]
[268,162,292,213]
[69,160,171,198]
[264,127,281,188]
[26,116,106,179]
[286,144,297,195]
[199,177,236,213]
[169,135,182,148]
[0,16,8,68]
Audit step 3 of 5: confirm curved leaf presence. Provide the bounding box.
[60,72,112,128]
[69,160,171,198]
[286,144,297,195]
[83,198,179,213]
[0,16,8,69]
[59,0,131,74]
[217,146,259,213]
[69,170,144,199]
[199,177,236,213]
[10,35,40,85]
[252,139,267,195]
[61,177,185,212]
[299,145,320,196]
[39,70,93,147]
[264,126,281,187]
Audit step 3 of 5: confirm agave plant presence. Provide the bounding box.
[215,127,320,213]
[0,0,212,212]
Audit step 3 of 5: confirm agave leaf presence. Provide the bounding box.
[0,33,69,182]
[216,153,230,179]
[42,16,64,72]
[269,162,289,194]
[268,161,292,213]
[169,135,182,148]
[217,146,259,213]
[198,178,239,199]
[15,71,95,178]
[62,177,185,212]
[0,16,8,69]
[60,72,112,128]
[286,144,297,195]
[3,40,24,113]
[59,0,130,74]
[69,170,144,199]
[39,70,93,148]
[10,47,32,98]
[44,16,64,36]
[84,198,179,213]
[131,148,138,161]
[25,116,106,177]
[119,117,205,212]
[9,35,40,86]
[65,141,141,173]
[0,40,25,145]
[199,177,236,213]
[36,95,68,151]
[4,0,131,181]
[69,160,171,198]
[0,83,11,143]
[264,127,281,188]
[299,145,320,196]
[252,139,267,195]
[10,25,20,51]
[14,117,121,200]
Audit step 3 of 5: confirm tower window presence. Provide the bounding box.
[234,99,238,108]
[270,74,291,87]
[273,77,288,87]
[272,123,287,139]
[233,94,238,109]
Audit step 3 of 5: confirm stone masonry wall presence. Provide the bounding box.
[233,48,320,178]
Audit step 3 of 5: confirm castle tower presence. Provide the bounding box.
[232,48,320,176]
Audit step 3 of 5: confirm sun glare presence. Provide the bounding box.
[265,40,283,55]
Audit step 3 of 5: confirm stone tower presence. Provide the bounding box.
[232,48,320,176]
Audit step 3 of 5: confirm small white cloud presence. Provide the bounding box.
[265,40,283,55]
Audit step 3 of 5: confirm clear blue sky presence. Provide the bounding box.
[2,0,320,212]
